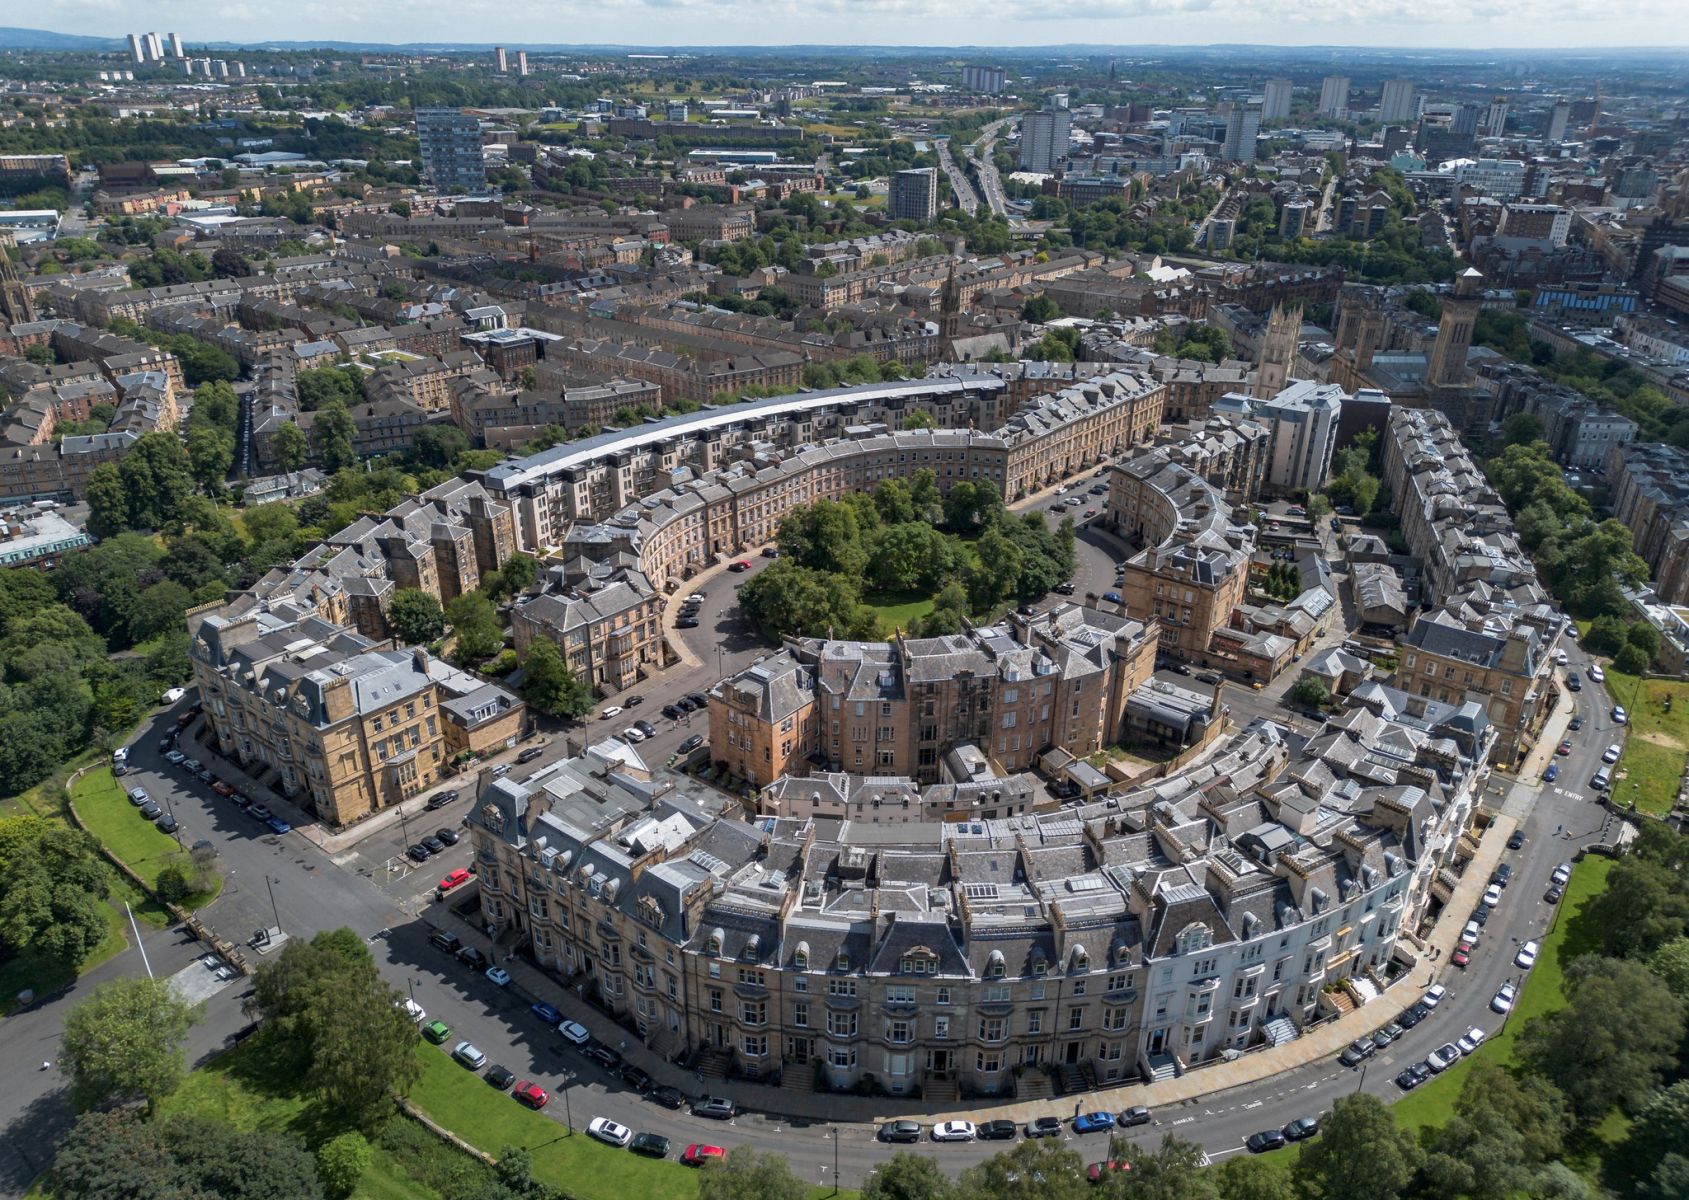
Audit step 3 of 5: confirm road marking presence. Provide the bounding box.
[1207,1146,1246,1159]
[1242,1099,1263,1109]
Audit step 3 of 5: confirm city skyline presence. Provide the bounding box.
[13,0,1689,51]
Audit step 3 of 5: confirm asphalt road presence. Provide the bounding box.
[0,554,1627,1196]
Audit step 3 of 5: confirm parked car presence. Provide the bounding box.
[620,1063,654,1093]
[1283,1116,1320,1142]
[587,1118,632,1148]
[437,871,471,900]
[1246,1129,1288,1153]
[421,1020,451,1044]
[1426,1043,1461,1073]
[1452,941,1473,969]
[1612,704,1627,723]
[513,1080,548,1109]
[685,692,710,708]
[675,617,700,628]
[1339,1039,1374,1067]
[727,560,751,573]
[1102,591,1123,604]
[137,800,162,820]
[649,1086,686,1110]
[691,1097,735,1121]
[266,816,291,835]
[630,1133,670,1158]
[623,696,643,707]
[1551,862,1573,886]
[1491,863,1513,888]
[1396,1063,1431,1090]
[1087,1161,1132,1184]
[516,746,545,764]
[1372,1023,1403,1050]
[879,1120,923,1144]
[932,1120,977,1142]
[582,1044,622,1072]
[681,1144,726,1167]
[456,946,489,971]
[1026,1116,1064,1139]
[422,836,445,855]
[1421,983,1448,1009]
[435,827,460,846]
[428,930,461,954]
[1588,664,1605,682]
[485,1064,515,1091]
[1491,982,1517,1013]
[1463,919,1483,943]
[1117,1106,1152,1128]
[530,1001,562,1026]
[634,720,657,738]
[1457,1026,1488,1056]
[156,813,178,834]
[164,750,186,765]
[485,966,511,987]
[1556,740,1573,756]
[1545,883,1565,904]
[1569,716,1584,731]
[600,706,623,720]
[662,704,684,719]
[425,790,459,810]
[451,1042,487,1069]
[1543,763,1559,783]
[1073,1112,1115,1134]
[679,734,705,753]
[248,804,273,822]
[559,1020,590,1045]
[1602,744,1622,764]
[1507,829,1526,850]
[620,727,646,743]
[1515,940,1539,969]
[1396,1004,1428,1029]
[1483,883,1503,907]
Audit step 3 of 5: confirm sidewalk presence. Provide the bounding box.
[420,815,1516,1129]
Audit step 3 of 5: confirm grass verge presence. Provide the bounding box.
[1602,664,1688,816]
[1389,855,1614,1131]
[70,769,219,909]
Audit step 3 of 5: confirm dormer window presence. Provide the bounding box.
[835,952,850,972]
[1072,946,1090,973]
[705,927,723,957]
[987,951,1006,979]
[793,943,809,971]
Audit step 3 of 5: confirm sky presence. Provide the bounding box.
[40,0,1689,50]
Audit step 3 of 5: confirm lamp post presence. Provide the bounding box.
[560,1071,574,1134]
[264,874,282,935]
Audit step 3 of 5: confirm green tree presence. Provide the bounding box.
[315,400,359,474]
[495,552,540,599]
[1211,1157,1296,1200]
[740,560,874,641]
[411,424,470,470]
[868,523,958,593]
[272,421,310,473]
[50,1110,324,1200]
[1582,614,1628,656]
[519,637,595,718]
[968,527,1022,612]
[1453,1060,1571,1165]
[698,1147,808,1200]
[155,864,189,904]
[61,977,195,1114]
[1582,830,1689,959]
[958,1139,1086,1200]
[296,364,365,412]
[1021,294,1061,323]
[387,588,445,645]
[1648,935,1689,1000]
[0,815,111,968]
[1498,412,1545,447]
[84,464,131,538]
[316,1131,371,1200]
[186,423,234,493]
[117,432,194,530]
[1287,676,1330,708]
[863,1152,954,1200]
[1116,1133,1218,1200]
[1615,643,1651,675]
[778,498,870,577]
[1516,954,1686,1120]
[915,580,972,637]
[250,928,421,1132]
[128,580,194,644]
[1627,620,1662,660]
[447,591,505,663]
[1292,1093,1419,1200]
[872,478,916,525]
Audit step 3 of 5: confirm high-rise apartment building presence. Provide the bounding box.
[144,32,163,61]
[493,46,508,73]
[1020,105,1072,173]
[1261,79,1293,122]
[168,32,184,58]
[515,50,529,76]
[1484,98,1509,135]
[1318,75,1350,117]
[1222,105,1261,164]
[1546,99,1570,144]
[127,34,145,64]
[416,108,488,194]
[961,65,1006,95]
[1380,79,1417,123]
[888,168,938,224]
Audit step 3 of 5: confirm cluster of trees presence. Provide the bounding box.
[295,363,367,412]
[1153,324,1233,364]
[1259,560,1305,601]
[109,317,240,387]
[0,814,112,972]
[801,354,918,390]
[1321,428,1383,519]
[740,475,1076,641]
[1486,441,1649,620]
[183,378,240,495]
[127,246,213,289]
[85,431,195,538]
[1580,615,1661,676]
[1026,187,1220,258]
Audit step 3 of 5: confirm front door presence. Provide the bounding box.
[1065,1041,1082,1064]
[927,1049,950,1078]
[1148,1028,1167,1055]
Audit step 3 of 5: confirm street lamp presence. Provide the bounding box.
[264,874,282,936]
[560,1071,574,1133]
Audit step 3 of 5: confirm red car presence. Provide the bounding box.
[513,1080,548,1109]
[1452,941,1473,968]
[437,867,471,894]
[681,1144,726,1167]
[212,780,236,796]
[1087,1161,1132,1184]
[727,560,751,572]
[1556,740,1573,756]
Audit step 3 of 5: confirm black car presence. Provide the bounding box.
[624,696,643,708]
[583,1044,622,1072]
[978,1119,1018,1141]
[1026,1116,1064,1139]
[662,704,684,720]
[1472,903,1492,927]
[426,790,458,810]
[158,737,175,753]
[1246,1129,1287,1153]
[1283,1116,1320,1142]
[649,1086,686,1110]
[456,946,489,971]
[1053,581,1076,595]
[1507,829,1526,850]
[1490,864,1513,888]
[691,1097,735,1121]
[138,801,162,820]
[633,720,657,738]
[516,746,545,764]
[878,1120,923,1144]
[1117,1107,1152,1128]
[620,1063,654,1092]
[156,813,178,834]
[1568,716,1584,731]
[422,836,446,855]
[407,843,432,863]
[630,1133,670,1159]
[1371,1023,1403,1050]
[685,692,710,708]
[435,827,460,846]
[1396,1004,1427,1029]
[676,697,698,713]
[429,929,461,954]
[484,1064,516,1090]
[1396,1063,1430,1091]
[1566,675,1582,692]
[675,617,700,628]
[1545,883,1565,904]
[679,734,705,754]
[1338,1039,1375,1067]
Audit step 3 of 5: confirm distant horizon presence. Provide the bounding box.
[7,3,1689,56]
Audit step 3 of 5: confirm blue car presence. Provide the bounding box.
[1073,1111,1115,1134]
[1102,591,1123,605]
[1543,763,1559,782]
[531,1001,563,1025]
[265,816,291,834]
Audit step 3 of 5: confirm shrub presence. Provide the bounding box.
[155,864,189,904]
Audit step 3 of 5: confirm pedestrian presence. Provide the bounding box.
[1555,823,1563,835]
[40,1060,50,1072]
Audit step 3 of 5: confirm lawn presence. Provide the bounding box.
[1601,664,1689,815]
[1389,855,1614,1131]
[867,590,936,631]
[70,768,219,907]
[0,902,128,1017]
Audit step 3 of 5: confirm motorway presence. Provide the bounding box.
[936,138,981,216]
[964,117,1014,218]
[0,513,1627,1195]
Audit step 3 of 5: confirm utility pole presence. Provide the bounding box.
[265,874,282,935]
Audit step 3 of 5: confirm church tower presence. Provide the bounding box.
[1252,301,1301,398]
[0,232,34,326]
[1427,268,1482,388]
